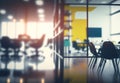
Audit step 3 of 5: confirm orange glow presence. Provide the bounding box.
[7,78,10,83]
[19,78,23,83]
[13,19,16,22]
[41,78,45,83]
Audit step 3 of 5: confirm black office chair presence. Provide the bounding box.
[0,36,11,57]
[72,41,80,53]
[97,41,119,75]
[29,34,45,60]
[10,39,22,60]
[88,42,100,69]
[0,36,11,69]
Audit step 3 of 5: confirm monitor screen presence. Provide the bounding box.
[88,27,102,37]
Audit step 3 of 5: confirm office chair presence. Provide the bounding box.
[0,36,11,69]
[10,39,22,60]
[0,36,11,57]
[97,41,119,75]
[88,42,100,69]
[72,41,81,53]
[18,34,31,55]
[29,34,45,60]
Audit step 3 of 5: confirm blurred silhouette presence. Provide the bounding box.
[18,34,31,55]
[0,36,11,77]
[0,36,11,69]
[10,39,22,61]
[29,34,45,60]
[97,41,119,75]
[88,42,101,69]
[0,36,11,58]
[72,41,81,53]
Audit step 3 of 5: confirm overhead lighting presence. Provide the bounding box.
[35,0,44,6]
[13,19,16,22]
[23,0,29,2]
[20,19,24,22]
[0,9,6,15]
[39,18,44,21]
[38,14,45,18]
[38,8,44,14]
[8,15,13,20]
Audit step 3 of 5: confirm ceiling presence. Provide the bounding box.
[0,0,120,22]
[0,0,54,22]
[65,0,120,4]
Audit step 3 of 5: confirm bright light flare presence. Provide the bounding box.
[0,9,6,15]
[8,15,13,20]
[35,0,44,6]
[38,8,44,14]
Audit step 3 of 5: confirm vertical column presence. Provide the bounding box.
[59,0,64,83]
[53,0,59,83]
[86,0,89,83]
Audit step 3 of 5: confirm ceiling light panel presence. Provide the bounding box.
[0,9,6,15]
[38,14,45,18]
[35,0,44,6]
[38,8,44,14]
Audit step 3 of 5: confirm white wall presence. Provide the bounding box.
[88,6,111,42]
[110,6,120,43]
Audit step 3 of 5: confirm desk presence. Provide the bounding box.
[77,42,87,47]
[77,42,87,51]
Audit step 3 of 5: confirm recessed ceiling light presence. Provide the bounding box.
[0,9,6,15]
[38,14,45,18]
[35,0,44,6]
[38,8,44,13]
[23,0,29,2]
[8,15,13,20]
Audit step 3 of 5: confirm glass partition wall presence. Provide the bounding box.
[0,0,120,83]
[87,2,120,83]
[63,0,120,83]
[64,1,88,58]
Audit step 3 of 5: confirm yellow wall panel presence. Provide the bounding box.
[65,6,95,12]
[64,6,96,42]
[72,20,87,41]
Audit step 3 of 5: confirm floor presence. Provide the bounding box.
[0,48,120,83]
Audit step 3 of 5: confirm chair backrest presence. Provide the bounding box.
[30,34,45,48]
[101,41,119,59]
[72,41,80,50]
[88,42,98,57]
[10,39,22,49]
[0,36,11,49]
[38,34,45,46]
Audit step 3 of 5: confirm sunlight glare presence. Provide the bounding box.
[1,21,53,39]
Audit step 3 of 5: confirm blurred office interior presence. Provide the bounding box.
[0,0,120,83]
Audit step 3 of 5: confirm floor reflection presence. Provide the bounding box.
[0,50,120,83]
